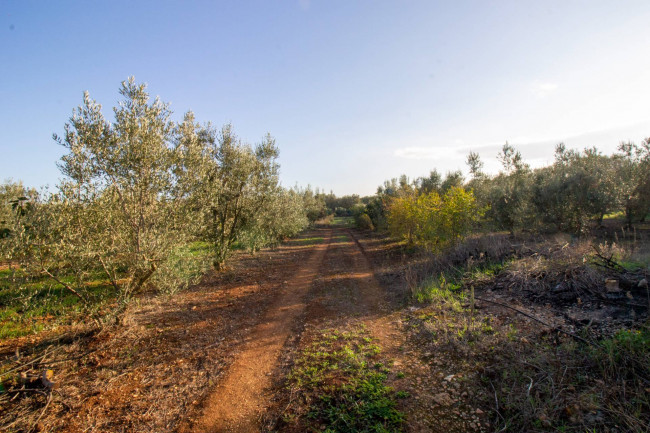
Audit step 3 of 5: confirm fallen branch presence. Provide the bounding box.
[29,392,52,433]
[591,245,627,273]
[0,347,58,379]
[475,296,595,346]
[5,388,49,398]
[40,267,86,302]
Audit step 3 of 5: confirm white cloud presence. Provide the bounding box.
[394,139,508,160]
[531,80,558,98]
[394,146,460,160]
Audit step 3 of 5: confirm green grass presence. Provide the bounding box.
[285,326,405,433]
[331,216,355,227]
[408,269,650,432]
[0,268,115,339]
[288,236,325,246]
[603,211,625,220]
[230,240,247,250]
[0,240,216,339]
[406,234,650,431]
[413,272,465,306]
[187,241,212,256]
[466,261,506,280]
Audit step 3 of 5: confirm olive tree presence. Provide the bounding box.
[298,186,328,223]
[0,180,35,239]
[175,114,291,268]
[615,139,650,226]
[485,143,532,233]
[415,170,442,195]
[238,188,308,253]
[530,145,617,234]
[7,78,206,311]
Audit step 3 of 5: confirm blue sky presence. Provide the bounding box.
[2,1,650,195]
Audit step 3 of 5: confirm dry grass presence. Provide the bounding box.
[407,292,649,432]
[398,231,649,432]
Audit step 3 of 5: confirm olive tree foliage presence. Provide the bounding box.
[466,151,484,179]
[296,186,328,223]
[615,139,650,226]
[63,79,205,296]
[175,113,307,268]
[440,170,465,194]
[4,79,209,313]
[415,170,443,195]
[0,180,35,239]
[364,195,388,232]
[531,144,618,234]
[213,127,283,265]
[238,189,308,253]
[479,143,625,235]
[373,138,649,242]
[322,194,362,215]
[484,143,533,233]
[465,151,488,205]
[365,176,414,231]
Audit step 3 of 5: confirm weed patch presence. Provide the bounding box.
[412,272,465,306]
[283,326,404,432]
[0,269,115,338]
[407,288,650,432]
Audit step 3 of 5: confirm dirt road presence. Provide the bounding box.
[7,222,641,432]
[1,225,485,432]
[180,226,407,432]
[180,229,332,433]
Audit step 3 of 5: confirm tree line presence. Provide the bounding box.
[355,140,650,250]
[4,76,646,314]
[0,78,315,313]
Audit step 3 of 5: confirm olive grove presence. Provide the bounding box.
[362,140,650,250]
[0,78,310,316]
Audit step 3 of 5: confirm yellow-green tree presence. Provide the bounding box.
[386,193,419,245]
[387,187,481,251]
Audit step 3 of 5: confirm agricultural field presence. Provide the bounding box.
[2,213,648,432]
[2,105,649,431]
[1,104,649,431]
[2,4,650,430]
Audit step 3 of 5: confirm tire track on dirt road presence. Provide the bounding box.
[348,230,485,433]
[344,229,404,354]
[266,228,443,432]
[347,229,446,433]
[179,228,333,433]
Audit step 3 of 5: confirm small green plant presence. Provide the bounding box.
[505,324,518,341]
[595,327,650,378]
[414,273,464,307]
[466,261,506,280]
[286,326,405,432]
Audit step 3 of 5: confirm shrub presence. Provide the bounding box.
[387,187,482,251]
[356,213,374,231]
